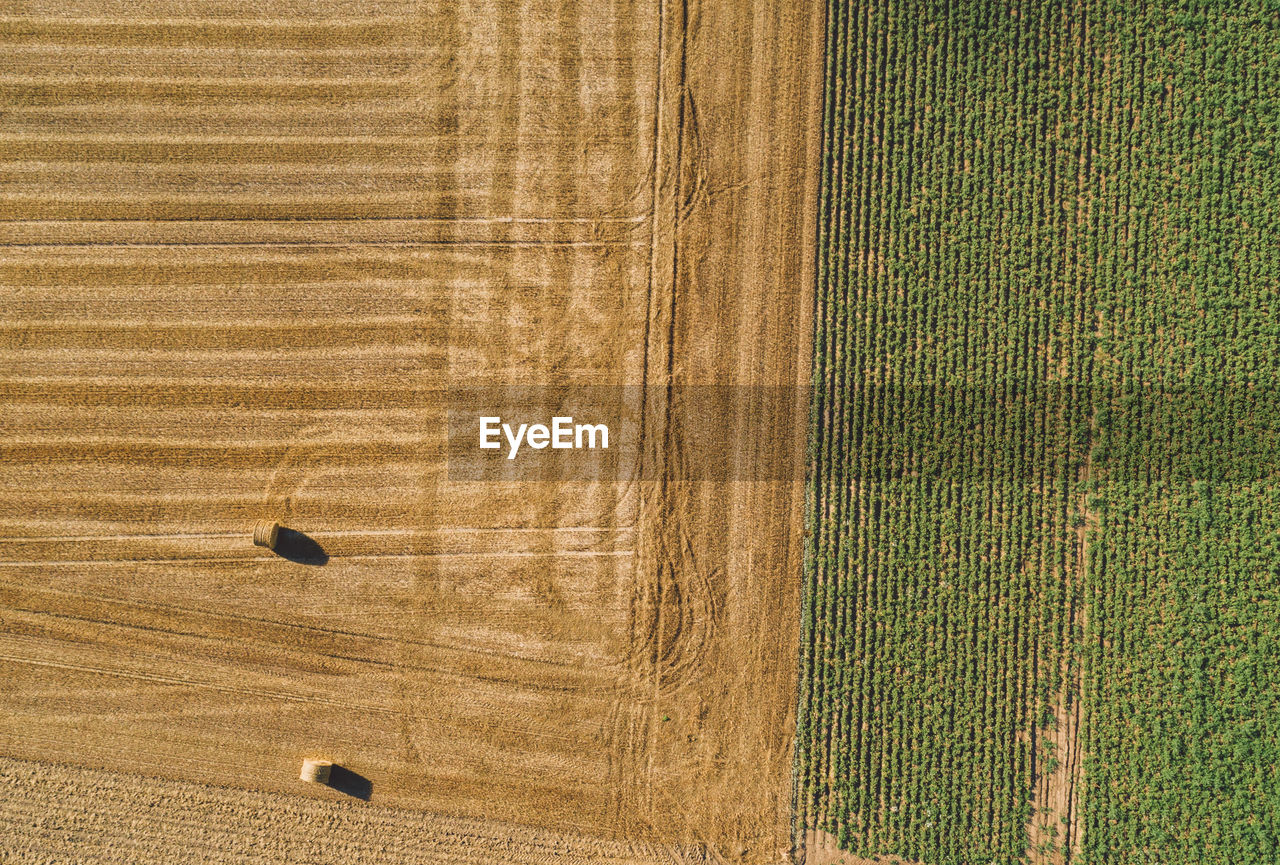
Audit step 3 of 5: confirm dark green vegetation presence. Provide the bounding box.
[796,2,1280,864]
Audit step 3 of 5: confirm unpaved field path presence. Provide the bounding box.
[0,1,822,862]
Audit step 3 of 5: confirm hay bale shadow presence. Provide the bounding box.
[273,528,328,566]
[325,764,372,800]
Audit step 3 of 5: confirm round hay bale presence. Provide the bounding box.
[299,758,332,784]
[253,520,280,550]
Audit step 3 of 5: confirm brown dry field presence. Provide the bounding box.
[0,1,824,863]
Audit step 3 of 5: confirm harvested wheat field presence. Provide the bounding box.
[0,0,823,863]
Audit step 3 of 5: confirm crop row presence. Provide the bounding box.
[796,1,1280,864]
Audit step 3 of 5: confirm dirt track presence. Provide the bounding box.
[0,1,823,861]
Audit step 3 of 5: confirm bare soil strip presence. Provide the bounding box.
[1025,452,1092,865]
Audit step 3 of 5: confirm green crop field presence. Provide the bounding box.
[795,2,1280,864]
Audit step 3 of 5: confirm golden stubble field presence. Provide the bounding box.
[0,1,823,862]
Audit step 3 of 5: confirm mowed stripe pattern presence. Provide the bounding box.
[0,0,661,845]
[0,1,651,221]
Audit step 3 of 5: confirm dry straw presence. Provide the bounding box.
[299,758,332,784]
[253,520,280,550]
